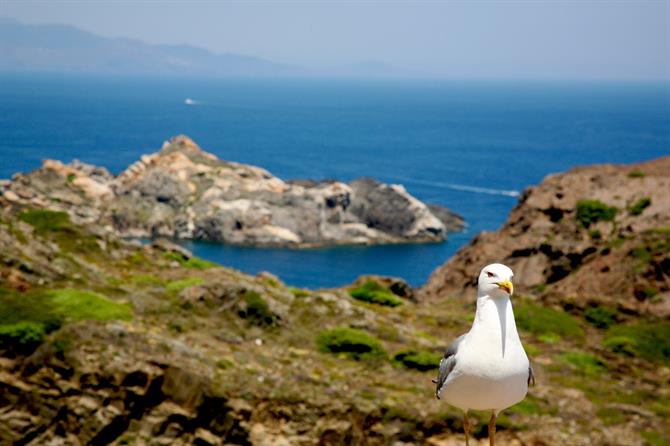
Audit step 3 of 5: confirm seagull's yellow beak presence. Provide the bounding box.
[497,280,513,295]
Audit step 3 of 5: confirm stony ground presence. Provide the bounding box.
[0,159,668,445]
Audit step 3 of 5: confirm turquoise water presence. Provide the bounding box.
[1,74,668,288]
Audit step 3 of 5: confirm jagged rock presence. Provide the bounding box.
[420,157,670,316]
[1,135,464,247]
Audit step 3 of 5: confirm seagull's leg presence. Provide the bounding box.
[462,411,470,446]
[488,410,497,446]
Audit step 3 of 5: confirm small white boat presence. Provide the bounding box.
[184,98,195,105]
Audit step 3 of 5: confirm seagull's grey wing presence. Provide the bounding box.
[528,363,535,387]
[433,334,465,399]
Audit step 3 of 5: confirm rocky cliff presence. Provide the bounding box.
[0,136,463,247]
[421,157,670,318]
[1,174,669,445]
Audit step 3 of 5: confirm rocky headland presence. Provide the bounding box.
[0,156,668,445]
[0,136,464,248]
[421,157,670,317]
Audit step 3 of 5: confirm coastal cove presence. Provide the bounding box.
[2,74,669,287]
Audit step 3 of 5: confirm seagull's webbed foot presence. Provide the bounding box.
[488,411,497,446]
[463,411,470,446]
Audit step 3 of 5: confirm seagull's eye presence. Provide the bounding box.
[486,271,495,278]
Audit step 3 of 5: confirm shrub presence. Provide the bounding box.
[350,281,402,307]
[604,323,670,363]
[629,197,651,216]
[0,322,46,352]
[316,327,386,360]
[584,306,617,329]
[588,229,602,240]
[393,349,441,371]
[627,170,645,178]
[575,200,617,228]
[515,300,584,340]
[239,291,277,326]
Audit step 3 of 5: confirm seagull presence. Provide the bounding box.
[433,263,534,446]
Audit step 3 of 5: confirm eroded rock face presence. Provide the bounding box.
[1,136,464,247]
[420,157,670,316]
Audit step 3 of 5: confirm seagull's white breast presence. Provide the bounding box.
[439,296,530,411]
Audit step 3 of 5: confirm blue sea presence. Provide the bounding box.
[1,74,669,288]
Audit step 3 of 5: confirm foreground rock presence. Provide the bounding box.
[1,136,463,247]
[0,190,668,444]
[421,157,670,317]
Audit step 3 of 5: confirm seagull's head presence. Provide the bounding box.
[477,263,514,298]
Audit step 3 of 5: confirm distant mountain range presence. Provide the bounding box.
[0,17,409,77]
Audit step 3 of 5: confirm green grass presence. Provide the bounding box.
[0,287,132,353]
[515,299,584,341]
[604,322,670,363]
[575,199,618,228]
[165,277,204,293]
[349,281,402,307]
[629,197,651,216]
[584,306,617,329]
[316,327,386,360]
[163,252,217,270]
[393,349,442,371]
[557,351,606,377]
[508,397,543,416]
[46,289,133,322]
[627,170,646,178]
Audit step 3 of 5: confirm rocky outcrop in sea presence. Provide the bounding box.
[1,136,464,247]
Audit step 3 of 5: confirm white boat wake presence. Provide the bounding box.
[392,177,520,197]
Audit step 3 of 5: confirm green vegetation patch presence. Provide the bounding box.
[515,300,584,341]
[18,209,100,253]
[163,252,216,270]
[596,407,624,426]
[629,197,651,216]
[627,170,645,178]
[290,288,310,298]
[557,351,605,377]
[350,281,402,307]
[239,291,277,326]
[47,289,133,322]
[604,322,670,363]
[584,306,617,329]
[18,209,71,233]
[0,287,132,353]
[393,349,441,371]
[0,322,47,352]
[165,277,204,293]
[316,327,386,360]
[575,199,618,228]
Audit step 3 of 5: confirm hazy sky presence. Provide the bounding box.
[2,0,669,80]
